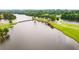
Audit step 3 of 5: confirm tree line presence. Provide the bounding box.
[24,9,79,21]
[0,9,79,21]
[61,12,79,21]
[0,12,16,23]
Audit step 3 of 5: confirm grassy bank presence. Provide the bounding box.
[34,17,79,43]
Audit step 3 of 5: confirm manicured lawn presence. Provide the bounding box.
[34,17,79,43]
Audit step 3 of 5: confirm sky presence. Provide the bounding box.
[0,0,79,10]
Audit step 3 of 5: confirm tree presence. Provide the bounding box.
[56,17,59,21]
[49,15,56,21]
[0,14,4,20]
[3,13,16,23]
[61,13,79,21]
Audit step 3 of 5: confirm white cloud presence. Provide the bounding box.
[0,0,79,9]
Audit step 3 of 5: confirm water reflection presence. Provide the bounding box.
[0,34,10,44]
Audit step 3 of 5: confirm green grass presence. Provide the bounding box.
[50,22,79,42]
[34,17,79,43]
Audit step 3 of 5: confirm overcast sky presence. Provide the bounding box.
[0,0,79,9]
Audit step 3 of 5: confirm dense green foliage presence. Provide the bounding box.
[0,12,15,42]
[0,9,79,21]
[0,23,13,42]
[49,15,56,21]
[24,9,79,21]
[0,12,16,24]
[61,13,79,21]
[3,12,16,23]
